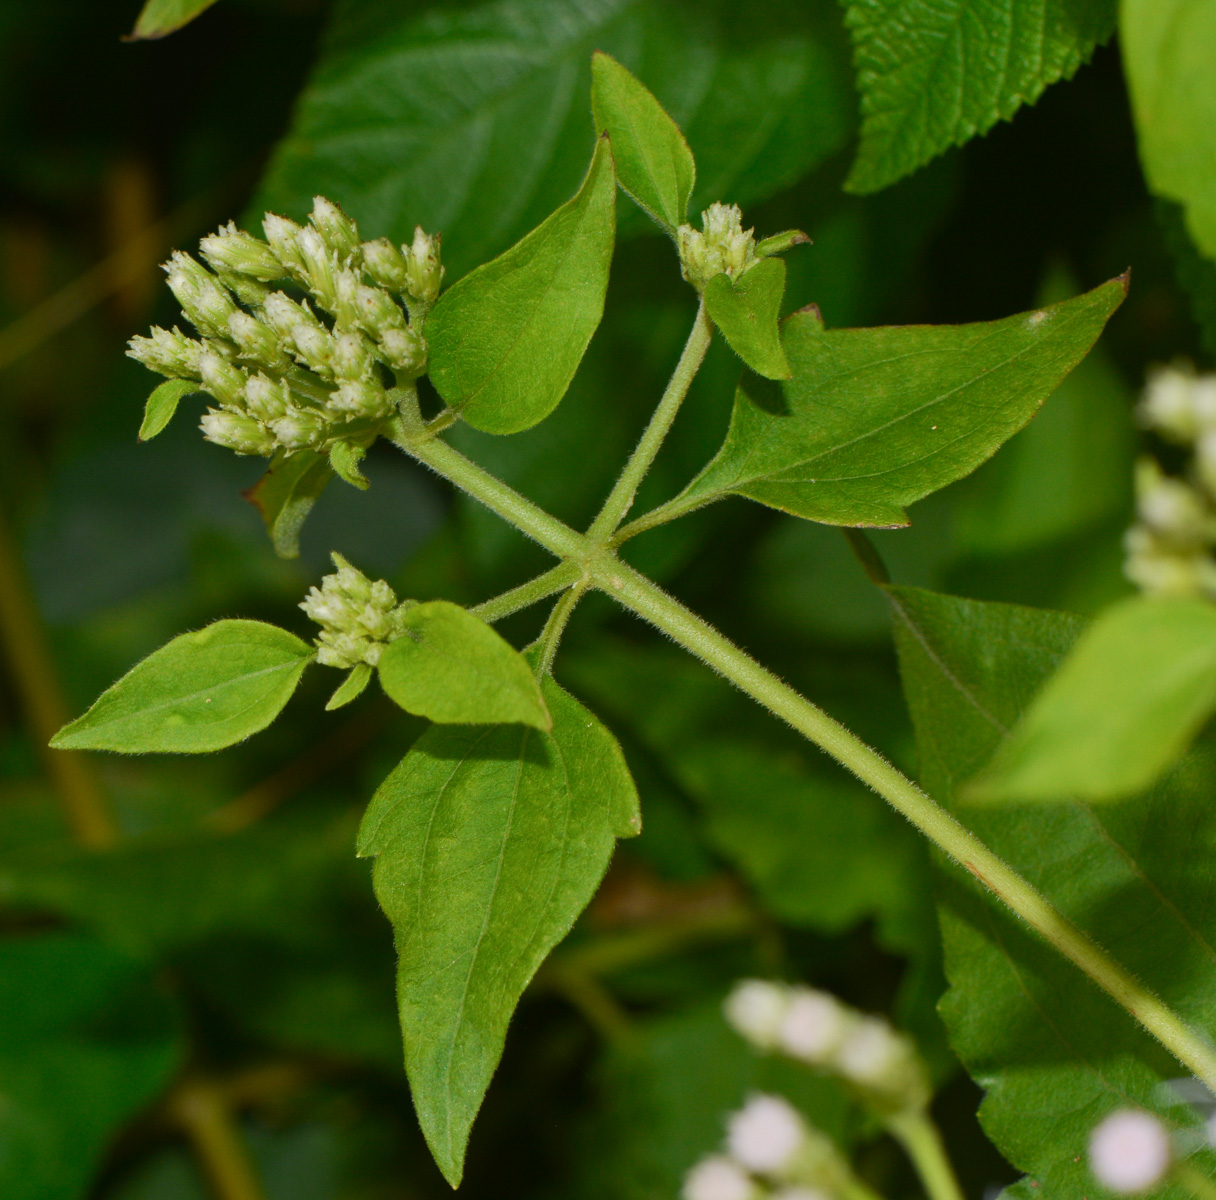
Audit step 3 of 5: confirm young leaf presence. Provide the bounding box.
[843,0,1114,194]
[327,662,372,711]
[51,620,312,754]
[357,674,640,1185]
[138,378,197,442]
[591,51,695,232]
[377,601,549,729]
[425,138,616,435]
[755,229,811,258]
[970,595,1216,802]
[245,448,334,559]
[890,586,1216,1196]
[703,258,791,381]
[676,274,1127,527]
[329,439,369,490]
[129,0,220,39]
[1123,0,1216,261]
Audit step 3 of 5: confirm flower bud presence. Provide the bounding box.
[678,203,757,291]
[316,629,374,669]
[244,373,290,423]
[262,292,320,342]
[727,1095,806,1174]
[778,990,850,1064]
[1089,1110,1171,1194]
[1135,459,1209,546]
[200,409,275,456]
[262,213,308,279]
[332,331,373,382]
[330,268,362,329]
[1197,429,1216,499]
[1140,365,1199,442]
[309,196,361,261]
[297,226,338,309]
[289,323,336,375]
[331,379,391,420]
[127,325,202,378]
[355,283,406,336]
[682,1157,756,1200]
[404,226,444,305]
[1194,376,1216,427]
[362,237,408,291]
[198,348,247,409]
[199,221,283,281]
[834,1017,928,1108]
[725,980,789,1050]
[301,553,411,669]
[270,407,328,451]
[219,272,273,308]
[227,310,289,371]
[164,251,238,338]
[377,325,427,377]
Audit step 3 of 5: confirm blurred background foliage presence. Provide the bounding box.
[0,0,1213,1197]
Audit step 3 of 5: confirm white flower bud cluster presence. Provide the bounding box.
[299,552,413,669]
[1089,1109,1172,1194]
[1126,366,1216,599]
[724,980,930,1113]
[683,1094,856,1200]
[678,203,759,291]
[127,197,442,460]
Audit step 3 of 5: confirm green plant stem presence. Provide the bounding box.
[885,1111,964,1200]
[470,561,583,624]
[170,1080,267,1200]
[587,301,712,540]
[532,583,587,676]
[610,489,713,547]
[587,557,1216,1092]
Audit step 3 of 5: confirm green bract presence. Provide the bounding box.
[703,257,791,381]
[51,620,312,753]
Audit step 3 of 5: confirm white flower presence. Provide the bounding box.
[1140,365,1198,442]
[682,1156,755,1200]
[725,980,789,1049]
[727,1094,806,1175]
[1089,1109,1171,1194]
[834,1017,904,1087]
[779,990,849,1063]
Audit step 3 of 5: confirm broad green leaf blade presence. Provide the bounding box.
[377,601,550,729]
[130,0,219,39]
[326,662,372,711]
[138,378,197,442]
[591,51,695,232]
[253,0,852,280]
[703,258,791,381]
[843,0,1114,194]
[679,275,1127,526]
[51,619,312,753]
[356,674,639,1185]
[890,586,1216,1197]
[0,934,184,1200]
[245,448,334,559]
[1122,0,1216,261]
[970,595,1216,802]
[426,139,616,435]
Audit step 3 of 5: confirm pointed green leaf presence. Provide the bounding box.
[703,258,791,381]
[591,51,695,232]
[51,620,312,754]
[377,601,550,730]
[755,229,811,258]
[843,0,1115,194]
[678,274,1127,526]
[138,378,197,442]
[890,585,1216,1197]
[970,595,1216,802]
[130,0,220,39]
[424,138,616,435]
[329,439,369,490]
[1123,0,1216,260]
[245,448,334,559]
[326,662,372,711]
[357,674,639,1185]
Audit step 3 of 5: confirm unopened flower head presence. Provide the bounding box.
[727,1094,807,1175]
[682,1156,757,1200]
[678,203,758,291]
[300,553,413,668]
[1089,1109,1171,1194]
[1123,525,1216,599]
[200,221,284,282]
[405,226,444,306]
[127,325,202,379]
[1139,363,1216,446]
[164,251,238,339]
[770,1189,832,1200]
[834,1017,927,1107]
[725,979,790,1049]
[778,989,850,1064]
[309,195,361,262]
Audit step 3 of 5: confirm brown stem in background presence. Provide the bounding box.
[168,1080,267,1200]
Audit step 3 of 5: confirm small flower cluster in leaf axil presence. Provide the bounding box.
[128,197,442,469]
[1126,365,1216,598]
[678,203,759,291]
[299,552,413,669]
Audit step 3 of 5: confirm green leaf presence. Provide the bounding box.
[1158,199,1216,358]
[253,0,852,280]
[890,585,1216,1196]
[138,378,197,442]
[356,673,640,1185]
[1122,0,1216,261]
[678,274,1127,527]
[50,619,312,754]
[326,661,372,710]
[0,933,184,1200]
[755,228,811,258]
[971,595,1216,802]
[245,448,334,559]
[376,601,550,729]
[425,139,615,435]
[328,439,369,490]
[703,258,791,381]
[129,0,219,39]
[843,0,1115,194]
[591,50,695,232]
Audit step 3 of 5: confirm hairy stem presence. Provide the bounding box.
[532,583,587,676]
[885,1111,964,1200]
[610,489,715,547]
[470,561,583,624]
[588,302,712,540]
[170,1080,267,1200]
[588,558,1216,1091]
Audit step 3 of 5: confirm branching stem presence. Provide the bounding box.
[885,1111,964,1200]
[471,561,583,624]
[532,583,587,676]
